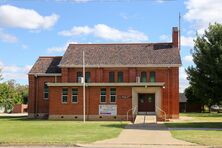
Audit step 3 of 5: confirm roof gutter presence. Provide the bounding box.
[47,82,165,87]
[58,64,182,68]
[28,73,61,76]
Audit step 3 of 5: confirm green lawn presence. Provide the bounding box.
[165,113,222,146]
[0,116,127,145]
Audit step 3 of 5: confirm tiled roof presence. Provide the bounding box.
[59,43,181,67]
[29,56,62,74]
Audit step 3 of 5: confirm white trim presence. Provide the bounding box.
[100,88,106,103]
[71,88,78,104]
[29,73,61,76]
[47,82,165,87]
[61,88,68,104]
[58,64,181,68]
[110,88,117,103]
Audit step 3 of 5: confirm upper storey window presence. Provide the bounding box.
[77,71,83,83]
[141,71,147,82]
[85,72,91,83]
[150,71,156,82]
[109,71,115,82]
[117,71,123,82]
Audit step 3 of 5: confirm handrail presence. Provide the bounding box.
[155,106,167,122]
[126,106,137,122]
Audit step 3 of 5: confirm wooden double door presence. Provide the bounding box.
[138,93,155,112]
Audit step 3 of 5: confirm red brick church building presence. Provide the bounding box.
[28,27,181,121]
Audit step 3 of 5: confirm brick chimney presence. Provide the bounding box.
[172,27,179,48]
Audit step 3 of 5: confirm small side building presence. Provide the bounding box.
[179,93,202,113]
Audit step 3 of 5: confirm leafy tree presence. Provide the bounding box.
[0,68,3,81]
[0,83,18,113]
[0,80,28,113]
[184,86,204,112]
[186,23,222,110]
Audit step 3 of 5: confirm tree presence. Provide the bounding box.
[186,23,222,110]
[0,68,3,81]
[0,80,27,113]
[184,86,204,112]
[0,83,18,113]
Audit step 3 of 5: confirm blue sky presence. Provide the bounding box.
[0,0,220,92]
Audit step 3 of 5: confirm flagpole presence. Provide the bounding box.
[83,51,86,123]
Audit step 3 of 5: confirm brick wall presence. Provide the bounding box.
[29,67,179,119]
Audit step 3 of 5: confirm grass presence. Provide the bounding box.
[0,116,127,145]
[166,113,222,128]
[165,113,222,146]
[171,130,222,146]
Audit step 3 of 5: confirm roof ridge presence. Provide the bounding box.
[39,56,62,58]
[68,42,172,46]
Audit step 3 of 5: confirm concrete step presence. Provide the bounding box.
[134,115,156,124]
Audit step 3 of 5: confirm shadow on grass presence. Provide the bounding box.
[182,112,222,118]
[0,116,47,121]
[100,123,128,129]
[165,122,222,128]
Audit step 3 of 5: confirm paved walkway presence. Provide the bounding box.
[80,122,209,148]
[169,127,222,131]
[0,113,28,117]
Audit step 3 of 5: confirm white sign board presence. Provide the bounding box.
[99,105,117,116]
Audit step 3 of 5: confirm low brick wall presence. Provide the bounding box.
[12,104,28,113]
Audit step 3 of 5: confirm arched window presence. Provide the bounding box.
[109,71,115,82]
[150,71,156,82]
[141,71,147,82]
[117,71,123,82]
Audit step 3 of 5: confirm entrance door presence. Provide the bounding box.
[138,93,155,112]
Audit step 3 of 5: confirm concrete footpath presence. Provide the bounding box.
[80,122,209,148]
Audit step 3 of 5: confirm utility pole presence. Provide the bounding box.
[83,51,86,123]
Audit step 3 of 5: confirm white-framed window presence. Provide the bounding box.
[62,88,68,104]
[72,88,78,103]
[100,88,106,103]
[44,82,49,100]
[110,88,116,103]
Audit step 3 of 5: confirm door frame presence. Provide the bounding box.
[138,93,155,113]
[132,87,162,116]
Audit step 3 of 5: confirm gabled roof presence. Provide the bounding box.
[59,43,181,67]
[29,56,62,74]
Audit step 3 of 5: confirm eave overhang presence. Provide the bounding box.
[47,82,165,87]
[58,64,181,68]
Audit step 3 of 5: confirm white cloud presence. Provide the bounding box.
[59,24,148,42]
[0,5,59,30]
[156,0,165,3]
[47,41,78,53]
[0,29,17,43]
[59,26,93,36]
[21,44,28,49]
[159,34,170,41]
[183,55,193,63]
[184,0,222,33]
[179,67,189,93]
[0,61,32,81]
[72,0,91,2]
[56,0,91,2]
[181,36,194,47]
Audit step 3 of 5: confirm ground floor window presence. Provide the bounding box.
[72,88,78,103]
[62,88,68,103]
[100,88,106,103]
[44,82,49,100]
[110,88,116,103]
